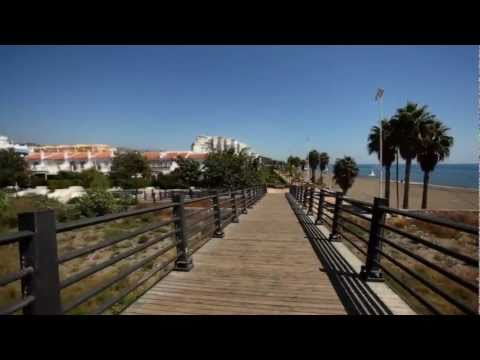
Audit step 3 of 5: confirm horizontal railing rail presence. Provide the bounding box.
[0,184,267,315]
[289,184,479,315]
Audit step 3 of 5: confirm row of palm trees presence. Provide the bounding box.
[287,152,330,184]
[367,101,454,209]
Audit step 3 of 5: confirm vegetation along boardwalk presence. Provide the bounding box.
[124,193,347,315]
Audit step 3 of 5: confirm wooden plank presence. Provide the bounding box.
[123,194,347,315]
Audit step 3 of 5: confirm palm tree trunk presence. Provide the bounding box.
[396,150,399,208]
[320,170,323,185]
[403,158,412,209]
[311,167,315,183]
[384,165,391,206]
[422,171,430,209]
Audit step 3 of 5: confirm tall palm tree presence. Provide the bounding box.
[391,102,434,209]
[319,152,329,185]
[333,156,359,195]
[367,119,396,206]
[417,119,453,209]
[308,150,320,183]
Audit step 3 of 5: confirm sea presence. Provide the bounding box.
[321,163,478,189]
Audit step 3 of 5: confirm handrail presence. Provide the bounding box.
[289,184,479,315]
[0,230,34,246]
[0,185,267,315]
[379,206,478,235]
[56,202,177,233]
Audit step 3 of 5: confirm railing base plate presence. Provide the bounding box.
[174,259,194,272]
[359,266,385,282]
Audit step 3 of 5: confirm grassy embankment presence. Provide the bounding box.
[336,209,478,314]
[0,195,216,315]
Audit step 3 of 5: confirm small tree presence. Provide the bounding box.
[333,156,359,195]
[175,158,202,187]
[308,150,320,183]
[0,149,30,188]
[74,189,118,217]
[202,149,261,189]
[79,168,110,189]
[110,152,151,190]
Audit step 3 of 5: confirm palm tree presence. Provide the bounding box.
[367,119,396,206]
[333,156,359,195]
[300,159,306,171]
[391,102,434,209]
[308,150,320,183]
[319,152,329,185]
[417,119,453,209]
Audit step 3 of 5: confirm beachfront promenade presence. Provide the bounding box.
[124,191,415,315]
[124,193,347,314]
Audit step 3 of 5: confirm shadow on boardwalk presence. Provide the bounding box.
[286,194,393,315]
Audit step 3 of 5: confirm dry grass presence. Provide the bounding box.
[0,200,219,315]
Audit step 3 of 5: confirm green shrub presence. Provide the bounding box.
[47,179,81,191]
[74,189,119,217]
[0,191,8,210]
[30,176,47,187]
[79,169,110,189]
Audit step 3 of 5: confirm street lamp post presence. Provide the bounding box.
[375,88,384,198]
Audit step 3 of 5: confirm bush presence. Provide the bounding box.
[47,179,81,191]
[30,176,47,187]
[0,195,82,233]
[79,169,110,189]
[153,172,184,189]
[74,189,119,217]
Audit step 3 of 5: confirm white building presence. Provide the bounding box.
[144,151,208,176]
[191,135,255,156]
[25,144,116,177]
[0,134,31,156]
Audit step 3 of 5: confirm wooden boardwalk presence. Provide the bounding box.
[124,193,347,315]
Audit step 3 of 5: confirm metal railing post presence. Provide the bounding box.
[307,187,314,215]
[18,210,62,315]
[241,189,248,214]
[315,189,325,225]
[213,191,225,238]
[360,197,387,282]
[231,191,239,223]
[302,186,309,209]
[172,194,193,271]
[247,188,254,209]
[328,191,343,242]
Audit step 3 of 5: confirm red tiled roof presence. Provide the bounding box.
[143,152,161,161]
[25,153,41,161]
[187,153,208,160]
[68,152,89,160]
[44,152,65,160]
[92,151,113,159]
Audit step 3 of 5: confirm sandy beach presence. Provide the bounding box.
[320,174,478,210]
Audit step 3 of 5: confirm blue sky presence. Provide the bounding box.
[0,45,477,163]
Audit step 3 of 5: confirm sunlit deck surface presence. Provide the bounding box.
[124,190,417,315]
[124,193,347,315]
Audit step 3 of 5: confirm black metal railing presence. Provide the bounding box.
[289,185,479,315]
[0,185,267,315]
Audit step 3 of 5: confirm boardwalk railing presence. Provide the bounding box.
[111,188,225,203]
[289,185,479,315]
[0,185,267,315]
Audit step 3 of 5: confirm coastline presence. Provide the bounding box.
[356,175,478,192]
[321,174,478,210]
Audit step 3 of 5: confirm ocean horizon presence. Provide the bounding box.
[320,163,478,189]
